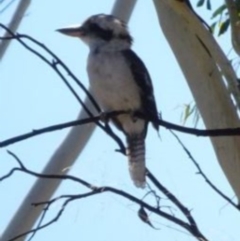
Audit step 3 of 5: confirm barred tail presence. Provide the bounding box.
[126,135,146,188]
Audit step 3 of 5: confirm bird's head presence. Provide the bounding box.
[57,14,133,51]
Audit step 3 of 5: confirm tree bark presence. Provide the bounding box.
[153,0,240,202]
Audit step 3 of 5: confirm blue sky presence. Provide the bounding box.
[0,0,239,241]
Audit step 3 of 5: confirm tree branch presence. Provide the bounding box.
[147,169,201,236]
[170,130,240,211]
[2,151,209,241]
[0,0,31,60]
[0,24,126,153]
[0,23,100,112]
[9,192,97,241]
[2,111,240,148]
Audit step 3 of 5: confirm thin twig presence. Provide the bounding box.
[170,130,240,211]
[0,24,126,153]
[3,151,209,241]
[0,0,16,14]
[0,24,100,112]
[147,169,196,228]
[0,24,95,118]
[9,192,97,241]
[0,0,30,60]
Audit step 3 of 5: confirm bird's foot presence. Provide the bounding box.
[99,111,110,123]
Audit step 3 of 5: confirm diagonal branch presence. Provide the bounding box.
[147,169,199,232]
[0,24,98,117]
[9,192,97,241]
[0,0,31,60]
[0,23,100,112]
[2,151,209,241]
[170,130,240,211]
[0,24,126,153]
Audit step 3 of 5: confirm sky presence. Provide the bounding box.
[0,0,240,241]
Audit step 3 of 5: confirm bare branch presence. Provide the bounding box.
[147,169,197,229]
[0,0,16,14]
[1,116,99,147]
[0,167,18,181]
[2,111,240,149]
[2,151,209,241]
[0,23,100,112]
[9,192,97,241]
[170,130,240,211]
[0,0,30,60]
[0,24,99,117]
[0,25,127,153]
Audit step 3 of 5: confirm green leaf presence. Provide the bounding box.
[218,18,230,36]
[197,0,205,7]
[181,103,200,127]
[211,4,227,19]
[181,104,194,125]
[210,22,217,33]
[207,0,211,10]
[182,104,191,125]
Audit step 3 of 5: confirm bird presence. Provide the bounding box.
[57,14,159,188]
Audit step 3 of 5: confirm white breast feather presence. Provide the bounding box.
[87,51,145,135]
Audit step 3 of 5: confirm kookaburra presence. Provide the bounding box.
[57,14,159,188]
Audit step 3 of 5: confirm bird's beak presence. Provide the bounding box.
[56,25,85,37]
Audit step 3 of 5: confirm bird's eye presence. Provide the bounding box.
[88,23,113,41]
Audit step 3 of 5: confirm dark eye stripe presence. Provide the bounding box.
[88,23,113,41]
[119,33,133,44]
[86,22,133,43]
